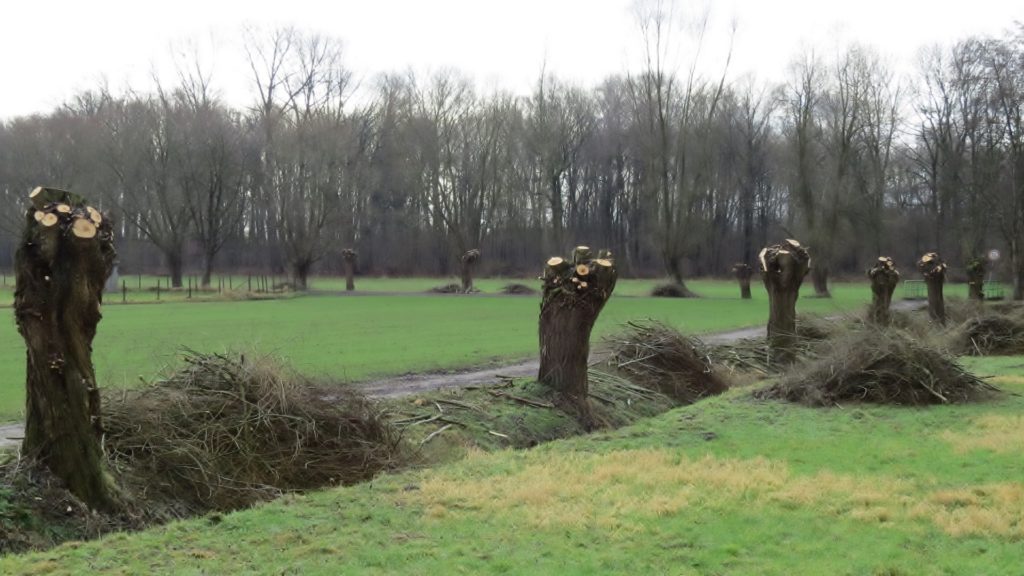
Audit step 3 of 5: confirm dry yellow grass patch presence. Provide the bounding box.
[410,450,787,530]
[406,449,1024,539]
[941,415,1024,454]
[990,375,1024,388]
[912,483,1024,538]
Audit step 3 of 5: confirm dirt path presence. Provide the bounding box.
[0,324,754,451]
[1,302,923,451]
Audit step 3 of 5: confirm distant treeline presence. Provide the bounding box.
[1,23,1022,296]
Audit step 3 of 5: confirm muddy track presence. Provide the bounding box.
[0,302,923,451]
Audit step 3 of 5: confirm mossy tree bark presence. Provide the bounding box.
[917,252,947,325]
[16,187,120,511]
[460,249,480,293]
[867,256,900,325]
[760,239,811,365]
[342,249,357,291]
[732,263,753,299]
[966,257,986,302]
[538,246,617,428]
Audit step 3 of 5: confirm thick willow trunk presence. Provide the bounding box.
[16,187,120,510]
[811,265,830,298]
[168,251,183,289]
[733,263,752,299]
[966,257,986,302]
[538,246,617,428]
[460,249,480,293]
[760,239,811,365]
[292,259,312,291]
[867,256,900,326]
[342,249,357,292]
[918,252,947,325]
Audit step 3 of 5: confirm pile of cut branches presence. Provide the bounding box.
[756,328,998,406]
[650,283,697,298]
[104,350,401,512]
[606,321,728,403]
[501,283,536,295]
[428,283,465,294]
[958,314,1024,356]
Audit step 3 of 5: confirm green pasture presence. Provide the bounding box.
[5,356,1022,574]
[0,280,872,421]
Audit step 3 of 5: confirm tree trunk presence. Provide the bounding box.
[292,260,311,291]
[16,187,120,511]
[538,246,617,428]
[1015,249,1024,301]
[760,240,811,365]
[201,250,216,289]
[966,257,986,302]
[167,251,183,289]
[342,249,357,292]
[665,255,697,297]
[810,264,830,298]
[460,249,480,293]
[733,263,752,299]
[867,257,900,326]
[917,252,947,325]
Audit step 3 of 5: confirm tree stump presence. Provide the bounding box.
[460,249,480,293]
[342,249,357,292]
[732,263,753,299]
[966,257,986,302]
[867,256,900,326]
[538,246,617,427]
[759,239,811,365]
[16,186,120,510]
[917,252,947,325]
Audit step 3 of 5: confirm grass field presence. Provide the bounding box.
[3,355,1021,574]
[0,280,872,422]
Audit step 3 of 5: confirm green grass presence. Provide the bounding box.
[4,356,1022,574]
[0,281,870,422]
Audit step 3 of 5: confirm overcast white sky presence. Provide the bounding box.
[2,0,1020,118]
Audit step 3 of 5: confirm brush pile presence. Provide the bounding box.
[650,283,697,298]
[103,351,401,512]
[501,283,537,295]
[756,328,997,406]
[958,313,1024,355]
[428,283,465,294]
[606,321,729,403]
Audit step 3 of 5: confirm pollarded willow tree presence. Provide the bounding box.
[867,256,900,325]
[918,252,947,324]
[16,187,120,510]
[760,239,810,364]
[538,246,617,427]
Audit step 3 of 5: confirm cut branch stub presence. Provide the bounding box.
[760,241,811,365]
[867,256,900,325]
[15,186,119,510]
[917,252,947,324]
[538,247,618,428]
[572,246,593,265]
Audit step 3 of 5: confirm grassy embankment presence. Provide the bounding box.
[0,280,871,421]
[2,355,1021,574]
